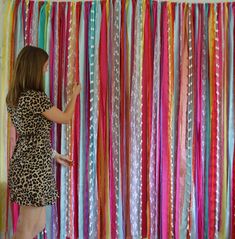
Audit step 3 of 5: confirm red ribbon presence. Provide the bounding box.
[142,1,153,237]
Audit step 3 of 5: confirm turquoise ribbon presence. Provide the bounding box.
[88,2,101,237]
[45,3,51,95]
[79,3,85,238]
[38,3,47,49]
[227,4,234,237]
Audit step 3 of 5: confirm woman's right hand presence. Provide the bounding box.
[73,82,81,96]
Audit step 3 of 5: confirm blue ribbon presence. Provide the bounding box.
[79,3,85,238]
[227,4,234,237]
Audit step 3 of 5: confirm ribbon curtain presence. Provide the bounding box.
[0,1,235,239]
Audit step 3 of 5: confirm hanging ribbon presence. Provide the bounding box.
[88,1,101,237]
[94,2,101,238]
[84,3,91,238]
[173,3,180,236]
[202,4,210,239]
[111,0,123,238]
[176,3,188,238]
[78,2,86,238]
[142,0,152,237]
[130,0,144,237]
[219,3,228,238]
[160,3,170,238]
[108,0,116,236]
[97,1,109,237]
[195,4,204,239]
[124,0,132,237]
[149,2,161,238]
[60,4,68,236]
[228,3,235,238]
[72,3,81,239]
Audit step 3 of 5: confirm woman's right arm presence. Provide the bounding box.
[42,82,81,124]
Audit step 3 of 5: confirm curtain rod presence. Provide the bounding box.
[28,0,233,2]
[28,0,105,1]
[153,0,233,2]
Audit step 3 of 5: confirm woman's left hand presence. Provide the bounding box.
[54,153,73,167]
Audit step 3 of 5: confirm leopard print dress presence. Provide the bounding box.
[7,90,58,207]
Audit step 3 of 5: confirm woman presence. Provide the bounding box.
[6,45,81,239]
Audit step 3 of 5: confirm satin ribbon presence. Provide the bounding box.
[142,0,152,237]
[160,3,170,238]
[182,5,194,237]
[93,1,101,237]
[167,3,175,237]
[202,4,210,239]
[44,2,51,95]
[31,1,38,46]
[124,1,132,237]
[84,3,91,238]
[78,2,86,238]
[149,2,161,238]
[228,3,235,238]
[219,3,228,238]
[72,3,81,239]
[87,2,99,238]
[108,2,117,238]
[173,3,180,236]
[59,2,70,237]
[66,2,78,238]
[208,4,216,237]
[215,5,223,238]
[119,0,126,238]
[208,4,220,238]
[97,1,109,237]
[130,0,144,237]
[196,4,204,239]
[38,2,47,49]
[176,4,188,238]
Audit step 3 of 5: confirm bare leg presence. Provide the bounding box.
[12,205,46,239]
[32,206,46,237]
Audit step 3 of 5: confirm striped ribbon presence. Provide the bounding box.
[111,0,123,238]
[228,3,235,238]
[149,2,161,238]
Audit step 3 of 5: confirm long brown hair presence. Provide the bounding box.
[6,45,48,107]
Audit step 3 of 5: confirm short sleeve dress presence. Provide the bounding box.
[7,90,58,207]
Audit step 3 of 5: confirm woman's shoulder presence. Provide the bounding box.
[19,90,47,108]
[21,89,44,97]
[20,90,52,114]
